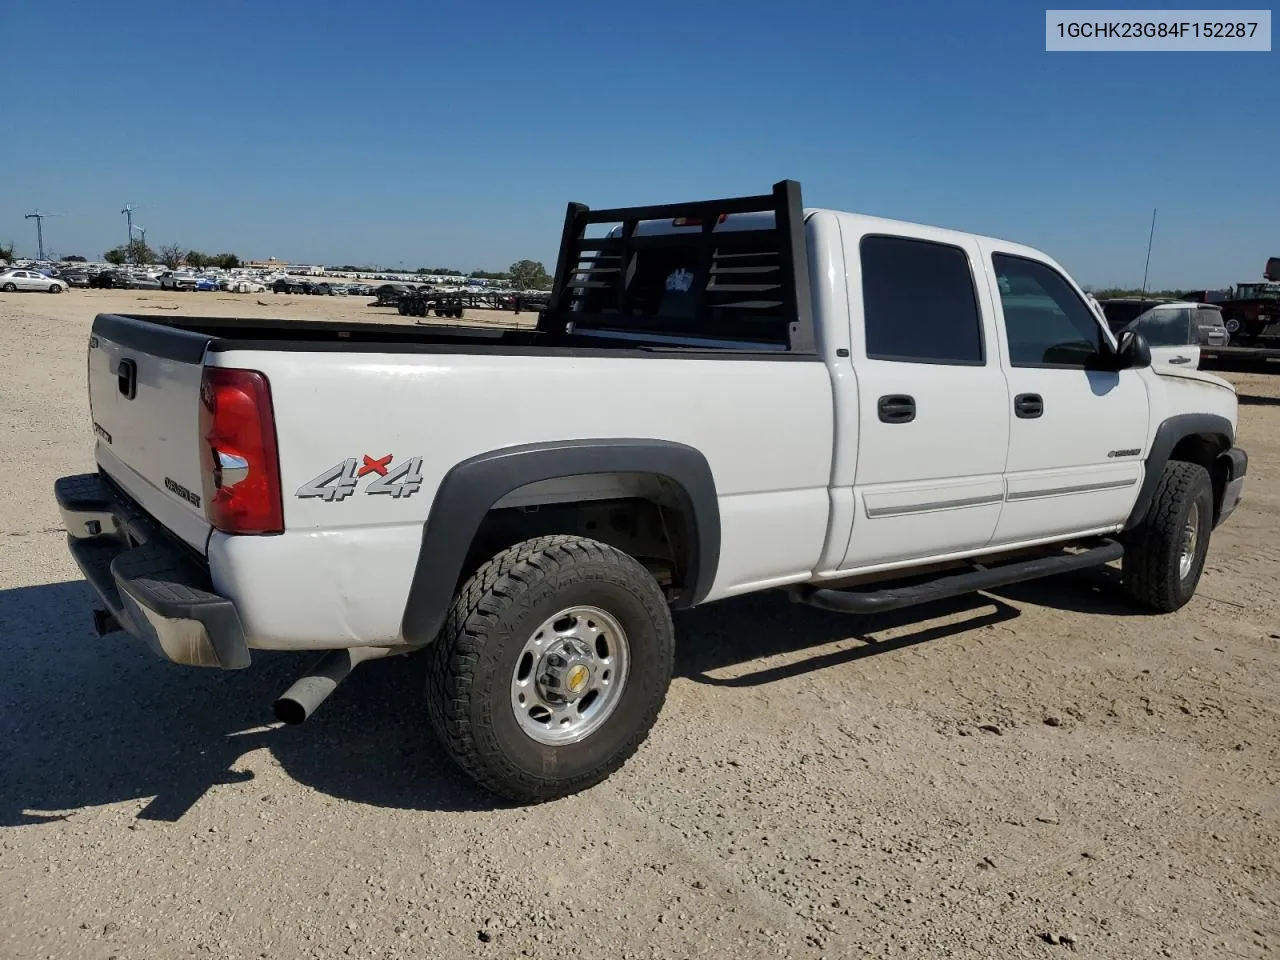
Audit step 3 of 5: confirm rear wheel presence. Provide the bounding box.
[2,283,15,292]
[427,535,673,803]
[1121,460,1214,612]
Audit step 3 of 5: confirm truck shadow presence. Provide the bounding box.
[0,570,1142,824]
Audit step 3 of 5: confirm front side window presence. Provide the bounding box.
[992,254,1103,367]
[1138,307,1193,346]
[860,235,984,364]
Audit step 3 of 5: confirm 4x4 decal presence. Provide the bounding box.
[296,454,424,501]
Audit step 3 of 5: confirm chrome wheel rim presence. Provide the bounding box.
[510,605,630,746]
[1179,501,1200,580]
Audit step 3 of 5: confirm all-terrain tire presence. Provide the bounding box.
[427,535,674,803]
[1121,460,1214,612]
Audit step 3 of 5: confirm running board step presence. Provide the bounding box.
[793,539,1123,615]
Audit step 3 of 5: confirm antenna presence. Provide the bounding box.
[24,210,59,261]
[1140,207,1157,300]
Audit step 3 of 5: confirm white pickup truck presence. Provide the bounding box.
[56,180,1247,803]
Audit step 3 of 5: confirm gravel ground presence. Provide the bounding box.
[2,289,1278,960]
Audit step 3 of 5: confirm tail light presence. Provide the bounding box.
[198,367,284,534]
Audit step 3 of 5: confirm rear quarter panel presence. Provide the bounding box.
[209,349,834,650]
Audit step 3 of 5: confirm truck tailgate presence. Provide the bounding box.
[88,315,213,552]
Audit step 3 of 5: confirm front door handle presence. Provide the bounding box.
[877,394,915,424]
[1014,393,1043,419]
[1169,355,1191,365]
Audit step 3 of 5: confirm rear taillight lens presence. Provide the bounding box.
[198,367,284,534]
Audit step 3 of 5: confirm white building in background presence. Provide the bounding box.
[243,258,326,276]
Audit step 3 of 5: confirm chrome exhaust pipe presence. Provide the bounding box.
[273,646,392,725]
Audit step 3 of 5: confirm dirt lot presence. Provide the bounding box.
[2,288,1278,960]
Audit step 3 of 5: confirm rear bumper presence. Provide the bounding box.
[55,473,250,669]
[1216,447,1247,527]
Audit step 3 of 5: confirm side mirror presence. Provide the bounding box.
[1114,329,1151,369]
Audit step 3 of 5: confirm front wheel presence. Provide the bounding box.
[1121,460,1214,612]
[427,535,674,803]
[50,284,63,293]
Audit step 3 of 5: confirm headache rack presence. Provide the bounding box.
[536,179,815,353]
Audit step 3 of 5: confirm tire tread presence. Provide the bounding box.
[426,535,672,803]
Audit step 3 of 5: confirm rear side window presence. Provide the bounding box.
[992,254,1102,367]
[860,235,984,364]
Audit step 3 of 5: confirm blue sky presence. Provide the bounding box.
[1,0,1274,288]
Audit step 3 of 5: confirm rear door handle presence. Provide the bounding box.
[877,394,915,424]
[1169,355,1191,365]
[1014,393,1043,419]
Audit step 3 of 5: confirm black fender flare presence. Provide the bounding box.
[1124,413,1234,530]
[401,439,721,646]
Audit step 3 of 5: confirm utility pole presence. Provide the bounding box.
[24,211,48,260]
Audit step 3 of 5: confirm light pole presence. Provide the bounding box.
[24,211,48,260]
[122,204,135,262]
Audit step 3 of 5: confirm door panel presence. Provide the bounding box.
[984,247,1149,544]
[840,232,1010,570]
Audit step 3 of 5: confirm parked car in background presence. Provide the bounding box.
[89,271,126,289]
[373,282,413,305]
[1099,299,1227,370]
[159,271,199,291]
[271,278,308,294]
[129,275,162,290]
[229,279,268,294]
[0,268,67,293]
[62,271,92,288]
[195,278,220,291]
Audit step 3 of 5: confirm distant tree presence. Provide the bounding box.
[509,259,551,290]
[186,251,207,268]
[159,244,185,269]
[0,241,16,262]
[127,240,157,264]
[469,269,511,281]
[212,253,241,269]
[103,241,154,264]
